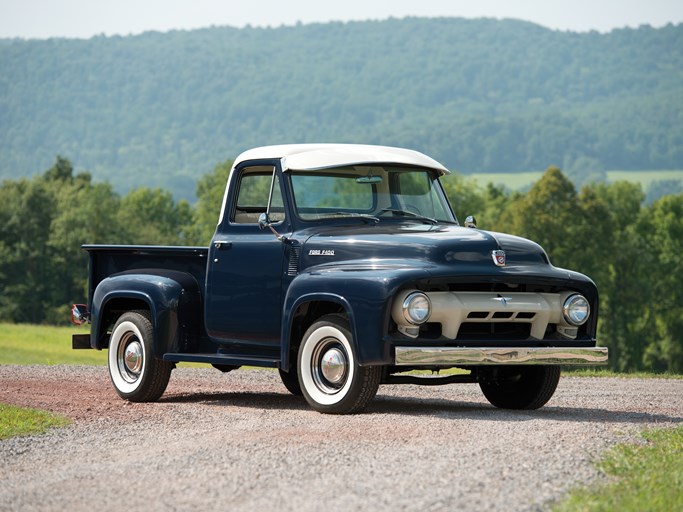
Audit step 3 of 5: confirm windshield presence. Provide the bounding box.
[289,166,456,224]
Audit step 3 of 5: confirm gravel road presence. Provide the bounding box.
[1,365,682,512]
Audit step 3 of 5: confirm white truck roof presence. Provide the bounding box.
[234,144,450,175]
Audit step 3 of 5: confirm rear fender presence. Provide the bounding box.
[91,270,201,357]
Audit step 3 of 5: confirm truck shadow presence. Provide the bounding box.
[372,395,683,424]
[160,390,683,425]
[160,391,310,411]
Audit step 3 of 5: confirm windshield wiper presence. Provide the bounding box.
[328,212,380,224]
[380,208,438,225]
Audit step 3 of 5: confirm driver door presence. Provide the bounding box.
[205,165,288,348]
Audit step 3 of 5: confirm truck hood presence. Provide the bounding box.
[298,223,550,274]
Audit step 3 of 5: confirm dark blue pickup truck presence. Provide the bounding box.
[72,144,607,414]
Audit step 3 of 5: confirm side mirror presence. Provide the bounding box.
[259,212,289,243]
[258,212,271,230]
[464,215,477,228]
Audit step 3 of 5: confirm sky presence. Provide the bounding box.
[1,0,682,39]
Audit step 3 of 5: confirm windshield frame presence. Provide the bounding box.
[286,164,458,225]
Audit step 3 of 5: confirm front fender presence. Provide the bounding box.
[91,270,201,357]
[281,266,431,367]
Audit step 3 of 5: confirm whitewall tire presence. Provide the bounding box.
[108,310,172,402]
[298,314,381,414]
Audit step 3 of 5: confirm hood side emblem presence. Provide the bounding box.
[492,249,506,267]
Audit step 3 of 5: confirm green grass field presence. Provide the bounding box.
[554,427,683,512]
[467,170,683,191]
[565,368,683,380]
[0,403,70,440]
[467,171,544,190]
[0,322,107,365]
[0,322,203,367]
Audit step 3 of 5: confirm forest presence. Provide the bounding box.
[1,156,681,374]
[1,18,682,200]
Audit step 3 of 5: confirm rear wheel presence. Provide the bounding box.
[298,314,381,414]
[478,365,560,410]
[278,367,302,396]
[108,311,172,402]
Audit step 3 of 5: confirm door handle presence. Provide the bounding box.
[214,241,232,250]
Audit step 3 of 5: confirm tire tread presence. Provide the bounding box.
[479,365,560,410]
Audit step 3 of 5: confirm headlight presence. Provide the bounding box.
[563,294,590,326]
[402,292,431,325]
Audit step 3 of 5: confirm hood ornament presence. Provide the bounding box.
[493,294,512,306]
[492,249,506,267]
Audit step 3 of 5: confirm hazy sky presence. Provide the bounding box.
[1,0,682,39]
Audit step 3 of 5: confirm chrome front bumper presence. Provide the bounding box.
[394,346,609,366]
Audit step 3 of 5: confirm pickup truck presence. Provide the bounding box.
[71,144,608,414]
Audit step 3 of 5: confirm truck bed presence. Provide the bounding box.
[83,245,209,305]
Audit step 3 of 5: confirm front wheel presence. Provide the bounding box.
[108,311,172,402]
[478,365,560,410]
[298,315,381,414]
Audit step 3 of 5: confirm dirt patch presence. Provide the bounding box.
[1,366,121,420]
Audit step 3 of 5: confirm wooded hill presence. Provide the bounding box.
[1,18,682,200]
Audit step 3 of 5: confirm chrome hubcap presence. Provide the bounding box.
[117,333,143,383]
[320,348,346,384]
[312,338,348,394]
[124,341,143,374]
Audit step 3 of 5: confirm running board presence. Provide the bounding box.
[163,353,280,368]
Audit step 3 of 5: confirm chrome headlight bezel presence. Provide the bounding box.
[563,294,590,326]
[402,292,432,325]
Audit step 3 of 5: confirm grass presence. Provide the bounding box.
[0,403,71,440]
[0,322,215,368]
[554,426,683,512]
[0,322,107,365]
[468,171,543,190]
[564,368,683,380]
[607,170,683,189]
[467,169,683,191]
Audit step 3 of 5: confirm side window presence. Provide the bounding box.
[232,167,285,224]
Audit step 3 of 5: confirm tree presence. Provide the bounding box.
[116,188,193,245]
[497,166,582,269]
[47,178,123,322]
[646,179,683,204]
[581,181,651,371]
[641,193,683,372]
[189,159,233,245]
[43,155,75,184]
[565,155,607,188]
[0,177,58,322]
[440,175,511,229]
